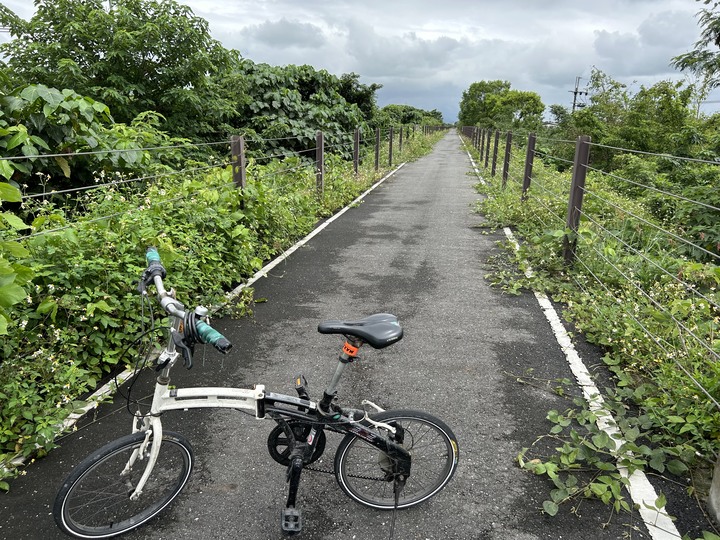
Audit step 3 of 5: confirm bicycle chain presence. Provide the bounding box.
[305,464,385,482]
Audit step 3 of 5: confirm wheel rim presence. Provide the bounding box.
[338,416,456,508]
[61,436,192,537]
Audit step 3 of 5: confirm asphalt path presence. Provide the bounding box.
[2,132,666,539]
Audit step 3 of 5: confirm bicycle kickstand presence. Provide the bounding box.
[281,455,304,534]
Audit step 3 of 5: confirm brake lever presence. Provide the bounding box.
[171,331,194,369]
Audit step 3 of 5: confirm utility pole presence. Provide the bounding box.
[570,76,588,113]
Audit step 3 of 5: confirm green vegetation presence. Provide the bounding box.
[461,66,720,533]
[459,5,720,529]
[471,146,719,520]
[0,0,446,489]
[0,126,445,488]
[458,79,544,131]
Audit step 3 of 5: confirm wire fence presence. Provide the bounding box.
[1,125,427,245]
[460,126,720,435]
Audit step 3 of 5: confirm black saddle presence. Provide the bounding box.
[317,313,403,349]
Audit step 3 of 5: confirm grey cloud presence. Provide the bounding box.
[594,30,640,60]
[593,11,692,79]
[345,19,465,79]
[240,18,327,49]
[638,11,699,49]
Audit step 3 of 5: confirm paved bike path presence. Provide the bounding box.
[2,132,657,539]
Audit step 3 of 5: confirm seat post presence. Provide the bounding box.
[319,338,362,414]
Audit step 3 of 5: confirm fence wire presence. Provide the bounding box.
[461,127,720,416]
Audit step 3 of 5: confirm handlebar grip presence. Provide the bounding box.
[146,247,162,264]
[196,320,233,354]
[144,247,166,281]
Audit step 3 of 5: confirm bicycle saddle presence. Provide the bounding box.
[317,313,403,349]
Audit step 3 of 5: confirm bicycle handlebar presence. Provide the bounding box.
[143,247,233,356]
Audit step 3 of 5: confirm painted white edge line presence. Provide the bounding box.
[459,134,680,540]
[42,162,409,448]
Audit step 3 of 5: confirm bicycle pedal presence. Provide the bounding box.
[281,507,303,533]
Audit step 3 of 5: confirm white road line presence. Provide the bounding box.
[461,136,680,539]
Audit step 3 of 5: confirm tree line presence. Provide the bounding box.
[0,0,443,194]
[457,0,720,263]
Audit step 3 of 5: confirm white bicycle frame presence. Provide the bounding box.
[125,286,268,500]
[125,274,392,501]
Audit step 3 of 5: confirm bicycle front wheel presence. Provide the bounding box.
[53,430,193,538]
[334,409,459,509]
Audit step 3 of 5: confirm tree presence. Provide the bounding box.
[458,80,544,130]
[230,61,369,158]
[373,104,443,128]
[0,0,235,141]
[337,73,382,123]
[672,1,720,88]
[620,81,694,155]
[458,80,511,127]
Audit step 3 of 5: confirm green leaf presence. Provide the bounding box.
[19,85,40,102]
[0,181,22,202]
[0,161,14,182]
[1,212,29,230]
[666,460,688,476]
[29,135,51,150]
[37,298,58,320]
[0,241,29,258]
[0,314,8,335]
[542,500,559,516]
[6,129,28,151]
[550,488,568,503]
[649,454,665,473]
[592,431,611,450]
[0,283,26,308]
[55,156,71,178]
[87,299,113,316]
[624,426,640,442]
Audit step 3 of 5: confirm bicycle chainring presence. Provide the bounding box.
[267,421,327,466]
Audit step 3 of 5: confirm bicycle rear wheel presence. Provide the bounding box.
[334,409,459,509]
[54,430,193,538]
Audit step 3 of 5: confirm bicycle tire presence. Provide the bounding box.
[334,409,459,509]
[53,430,193,538]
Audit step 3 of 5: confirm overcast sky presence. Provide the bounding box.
[1,0,712,122]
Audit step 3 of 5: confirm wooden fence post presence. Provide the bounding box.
[491,130,500,177]
[484,130,492,168]
[353,128,360,175]
[231,135,246,189]
[502,131,513,188]
[375,128,380,171]
[563,135,591,264]
[479,129,485,161]
[522,132,536,200]
[316,131,324,196]
[231,135,246,209]
[389,126,394,166]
